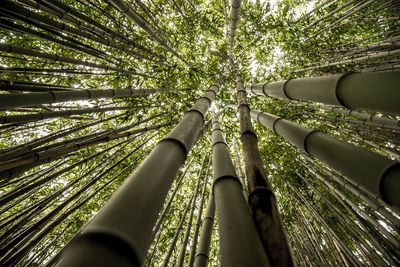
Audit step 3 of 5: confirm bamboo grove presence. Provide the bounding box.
[0,0,399,266]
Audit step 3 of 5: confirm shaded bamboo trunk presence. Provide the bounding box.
[232,138,248,202]
[251,109,400,208]
[308,180,397,265]
[187,158,211,267]
[235,69,294,266]
[109,0,190,66]
[2,159,138,266]
[248,70,400,115]
[1,0,157,61]
[287,182,361,267]
[0,105,148,125]
[301,155,400,229]
[0,80,73,92]
[175,156,207,267]
[230,0,241,50]
[0,143,145,260]
[0,85,171,109]
[0,137,132,206]
[58,80,221,267]
[0,18,107,59]
[306,167,400,251]
[0,67,118,75]
[193,194,215,267]
[211,114,270,266]
[36,0,129,41]
[0,149,119,237]
[291,100,400,130]
[148,157,195,243]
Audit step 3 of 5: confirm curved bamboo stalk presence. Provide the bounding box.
[0,143,127,244]
[1,0,158,61]
[290,100,400,130]
[0,140,148,261]
[232,139,248,202]
[0,18,107,59]
[0,138,130,206]
[303,0,358,31]
[22,221,72,266]
[58,80,221,267]
[230,0,241,51]
[0,80,75,92]
[144,158,196,266]
[33,0,130,41]
[0,67,119,75]
[148,157,195,243]
[305,177,399,265]
[306,167,400,250]
[302,155,400,228]
[298,49,400,71]
[294,0,339,24]
[306,0,376,42]
[288,182,362,267]
[339,127,400,160]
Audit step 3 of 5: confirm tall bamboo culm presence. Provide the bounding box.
[58,81,221,267]
[211,113,270,266]
[251,109,400,208]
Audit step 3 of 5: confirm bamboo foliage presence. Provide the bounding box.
[0,105,150,125]
[0,43,146,76]
[175,155,206,267]
[0,116,169,179]
[108,0,190,66]
[193,190,215,267]
[0,0,399,266]
[187,157,211,267]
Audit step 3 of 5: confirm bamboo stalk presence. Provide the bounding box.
[58,80,221,267]
[211,113,270,266]
[0,86,171,109]
[251,109,400,207]
[248,70,400,115]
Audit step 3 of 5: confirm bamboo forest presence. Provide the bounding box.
[0,0,399,266]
